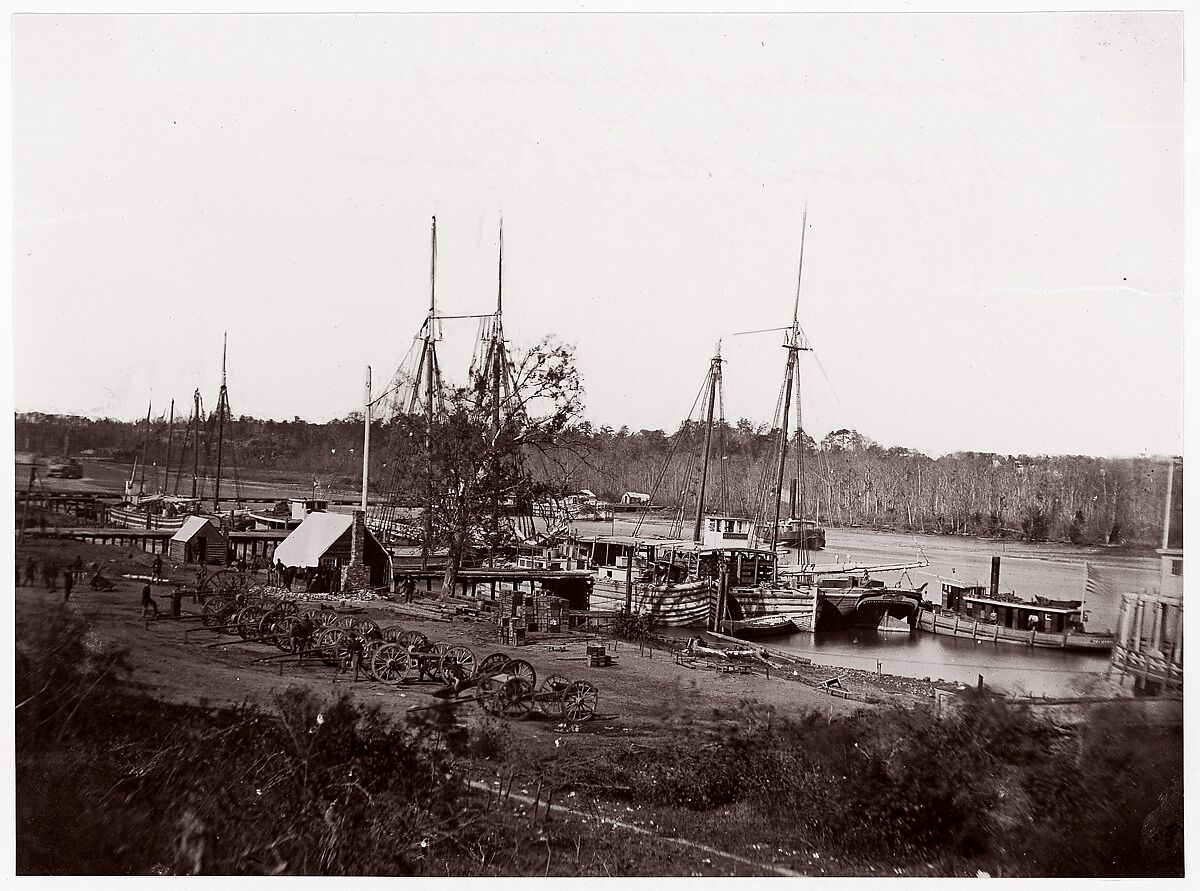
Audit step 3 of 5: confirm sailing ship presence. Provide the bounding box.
[726,211,925,635]
[579,215,927,637]
[108,339,249,531]
[916,557,1114,651]
[574,344,819,632]
[108,398,199,529]
[367,217,554,573]
[574,516,804,628]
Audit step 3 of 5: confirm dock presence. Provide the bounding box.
[48,526,289,560]
[391,567,593,604]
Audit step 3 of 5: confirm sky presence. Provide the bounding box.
[10,10,1185,459]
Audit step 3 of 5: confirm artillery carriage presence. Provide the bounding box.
[181,593,600,723]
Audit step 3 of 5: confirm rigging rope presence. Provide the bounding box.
[633,366,709,538]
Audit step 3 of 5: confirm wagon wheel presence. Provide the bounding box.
[501,659,537,689]
[336,615,358,630]
[496,677,536,719]
[538,675,572,715]
[362,638,387,673]
[476,652,510,678]
[224,606,247,636]
[257,609,282,640]
[314,610,339,627]
[198,569,234,596]
[240,607,267,640]
[208,570,246,598]
[275,600,300,616]
[419,642,450,681]
[380,625,406,643]
[477,675,503,714]
[274,615,300,652]
[400,630,430,652]
[300,608,323,624]
[229,610,255,638]
[371,643,414,684]
[560,680,599,723]
[316,627,348,666]
[201,597,231,629]
[438,646,477,683]
[352,618,381,639]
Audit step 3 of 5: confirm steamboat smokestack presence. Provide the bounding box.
[990,556,1001,598]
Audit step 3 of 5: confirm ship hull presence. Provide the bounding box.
[721,615,799,639]
[816,589,922,632]
[724,584,818,632]
[590,578,713,627]
[775,528,826,550]
[107,507,190,530]
[917,610,1114,651]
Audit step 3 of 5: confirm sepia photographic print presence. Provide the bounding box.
[8,4,1186,879]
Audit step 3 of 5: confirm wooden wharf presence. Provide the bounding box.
[47,526,289,560]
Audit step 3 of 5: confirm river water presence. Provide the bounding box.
[575,518,1161,697]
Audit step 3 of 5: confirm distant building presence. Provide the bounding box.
[621,492,651,505]
[169,516,228,565]
[1109,456,1183,694]
[273,510,392,591]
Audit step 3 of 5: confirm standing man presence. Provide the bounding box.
[152,554,163,582]
[141,584,160,618]
[403,573,416,603]
[340,634,367,682]
[62,567,74,602]
[23,557,37,587]
[292,613,316,666]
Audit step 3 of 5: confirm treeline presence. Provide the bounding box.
[16,412,1172,546]
[568,421,1171,547]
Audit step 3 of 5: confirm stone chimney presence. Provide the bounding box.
[341,510,372,590]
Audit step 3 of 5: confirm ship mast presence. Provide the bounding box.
[692,343,723,544]
[770,209,812,573]
[422,217,439,570]
[213,333,228,512]
[361,366,371,511]
[489,220,505,553]
[138,400,152,496]
[190,388,201,499]
[162,399,174,494]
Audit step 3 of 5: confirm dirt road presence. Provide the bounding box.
[15,538,887,757]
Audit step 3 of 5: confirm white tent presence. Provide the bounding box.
[272,512,354,568]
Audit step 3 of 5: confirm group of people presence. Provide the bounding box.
[20,549,160,614]
[21,546,421,624]
[20,554,87,601]
[266,563,344,595]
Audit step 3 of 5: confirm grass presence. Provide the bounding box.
[15,598,1183,877]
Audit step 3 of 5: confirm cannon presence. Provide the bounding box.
[367,639,478,685]
[190,598,302,642]
[409,663,599,723]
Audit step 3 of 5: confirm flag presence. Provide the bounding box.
[1085,563,1116,602]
